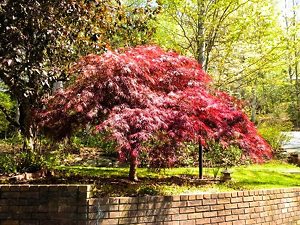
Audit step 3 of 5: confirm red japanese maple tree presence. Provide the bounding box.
[38,46,272,180]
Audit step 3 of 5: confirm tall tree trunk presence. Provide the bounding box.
[250,87,257,123]
[19,101,36,151]
[196,0,206,69]
[285,0,293,82]
[292,0,300,128]
[295,61,300,127]
[129,154,138,181]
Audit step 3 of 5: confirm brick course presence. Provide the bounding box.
[0,185,299,225]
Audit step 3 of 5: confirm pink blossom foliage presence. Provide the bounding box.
[38,46,272,164]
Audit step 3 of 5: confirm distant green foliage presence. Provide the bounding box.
[258,121,292,158]
[288,104,300,128]
[0,91,15,137]
[72,131,117,157]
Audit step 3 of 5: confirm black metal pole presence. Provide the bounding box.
[199,142,203,179]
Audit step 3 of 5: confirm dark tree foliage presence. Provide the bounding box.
[38,46,272,180]
[0,0,158,149]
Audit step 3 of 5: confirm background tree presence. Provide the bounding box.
[282,0,300,127]
[153,0,293,127]
[0,0,158,150]
[0,83,16,138]
[153,0,253,71]
[38,46,272,180]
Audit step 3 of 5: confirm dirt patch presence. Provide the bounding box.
[62,147,117,167]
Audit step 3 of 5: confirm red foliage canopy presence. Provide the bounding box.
[38,46,272,164]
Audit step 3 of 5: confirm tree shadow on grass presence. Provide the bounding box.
[29,171,217,197]
[17,166,300,196]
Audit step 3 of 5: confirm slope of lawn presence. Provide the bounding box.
[54,160,300,196]
[231,161,300,189]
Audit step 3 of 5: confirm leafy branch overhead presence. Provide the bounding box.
[0,0,158,149]
[37,46,272,179]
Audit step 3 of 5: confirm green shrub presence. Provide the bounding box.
[137,185,159,196]
[139,133,198,169]
[0,133,23,152]
[177,142,198,167]
[258,121,292,158]
[0,149,63,174]
[15,151,45,173]
[0,153,17,174]
[204,141,243,178]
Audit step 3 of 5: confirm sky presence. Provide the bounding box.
[276,0,300,15]
[275,0,300,25]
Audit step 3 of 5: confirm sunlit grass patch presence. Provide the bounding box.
[54,160,300,196]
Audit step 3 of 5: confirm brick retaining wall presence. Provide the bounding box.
[0,185,90,225]
[89,188,300,225]
[0,185,299,225]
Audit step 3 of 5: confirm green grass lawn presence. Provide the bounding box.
[231,161,300,189]
[54,160,300,196]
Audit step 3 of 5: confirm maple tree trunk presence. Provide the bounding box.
[129,155,138,181]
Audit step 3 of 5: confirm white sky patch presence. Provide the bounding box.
[122,0,158,8]
[276,0,300,18]
[273,0,300,28]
